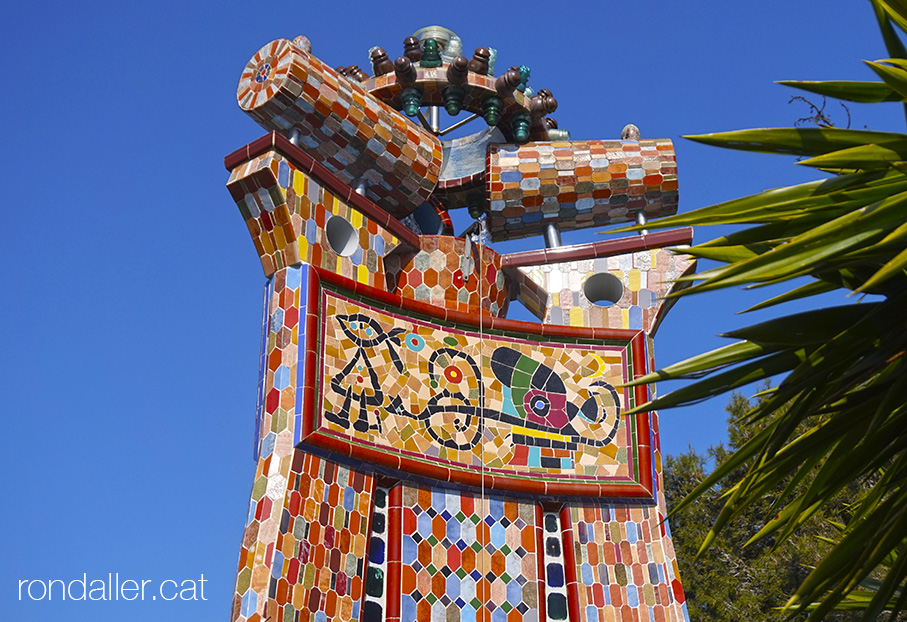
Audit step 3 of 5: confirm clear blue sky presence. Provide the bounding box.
[2,1,900,620]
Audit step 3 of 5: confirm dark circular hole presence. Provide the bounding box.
[583,272,624,307]
[326,215,358,257]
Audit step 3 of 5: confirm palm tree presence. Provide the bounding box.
[623,1,907,618]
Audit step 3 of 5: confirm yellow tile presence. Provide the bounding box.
[628,269,641,292]
[293,170,306,196]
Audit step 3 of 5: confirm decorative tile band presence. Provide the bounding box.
[398,485,541,622]
[238,39,443,218]
[486,141,679,240]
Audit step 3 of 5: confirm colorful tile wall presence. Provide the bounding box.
[238,39,443,218]
[398,485,541,622]
[385,235,510,317]
[513,248,694,334]
[233,266,308,622]
[227,149,403,281]
[486,141,679,241]
[271,453,373,622]
[565,498,688,622]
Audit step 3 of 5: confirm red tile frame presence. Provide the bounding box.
[297,265,656,500]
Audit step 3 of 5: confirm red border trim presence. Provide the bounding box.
[501,228,693,269]
[560,505,582,622]
[386,484,403,622]
[535,505,547,622]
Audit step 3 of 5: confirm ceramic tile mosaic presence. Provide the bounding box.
[385,235,510,317]
[507,240,695,333]
[227,146,407,280]
[232,266,306,621]
[397,485,541,622]
[228,29,693,622]
[238,39,443,218]
[486,141,679,241]
[362,484,392,622]
[564,499,688,622]
[297,266,654,498]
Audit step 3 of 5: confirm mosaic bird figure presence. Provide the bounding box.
[490,346,620,445]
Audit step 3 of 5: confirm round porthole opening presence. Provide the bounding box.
[583,272,624,307]
[326,215,358,257]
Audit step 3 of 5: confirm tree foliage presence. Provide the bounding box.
[622,1,907,618]
[665,393,873,621]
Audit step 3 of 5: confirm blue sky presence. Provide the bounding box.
[2,1,901,620]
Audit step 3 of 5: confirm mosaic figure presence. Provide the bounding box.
[225,26,695,622]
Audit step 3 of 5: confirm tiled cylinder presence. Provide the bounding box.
[238,39,444,218]
[486,140,679,240]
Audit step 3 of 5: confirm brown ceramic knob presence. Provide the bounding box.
[468,47,490,75]
[336,66,349,76]
[447,55,469,85]
[403,36,422,62]
[545,117,559,129]
[495,69,522,96]
[347,65,369,82]
[394,56,417,83]
[370,47,394,76]
[530,95,545,117]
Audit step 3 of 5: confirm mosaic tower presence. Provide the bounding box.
[225,28,695,622]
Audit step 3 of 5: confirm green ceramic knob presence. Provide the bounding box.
[482,96,503,126]
[510,112,531,143]
[442,85,464,115]
[401,86,423,117]
[420,39,442,68]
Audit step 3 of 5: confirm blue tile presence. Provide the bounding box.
[278,161,290,188]
[274,365,290,390]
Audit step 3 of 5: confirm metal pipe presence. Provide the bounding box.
[544,223,562,248]
[437,113,480,137]
[415,109,433,133]
[429,106,441,133]
[635,211,649,236]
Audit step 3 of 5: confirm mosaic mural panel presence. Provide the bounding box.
[238,38,443,218]
[296,266,654,498]
[399,485,541,622]
[486,141,678,241]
